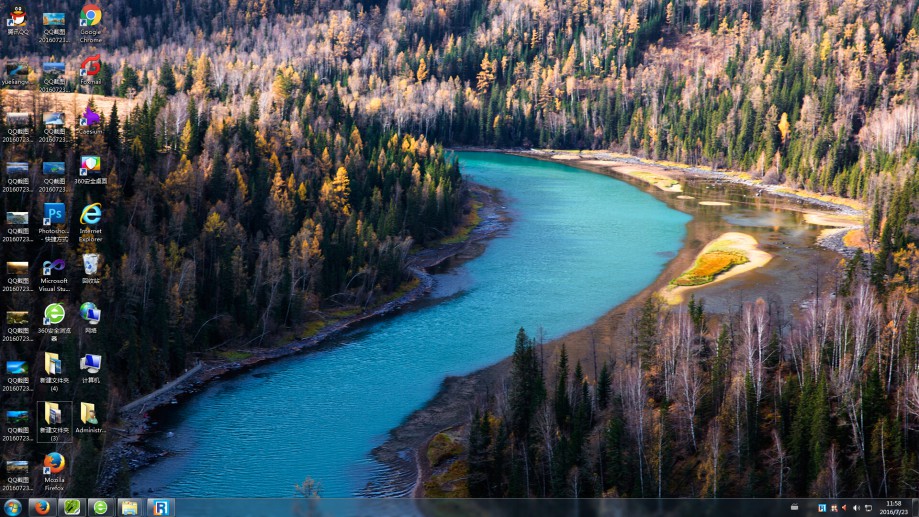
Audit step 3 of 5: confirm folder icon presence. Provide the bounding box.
[80,402,98,424]
[44,402,62,425]
[44,352,62,375]
[121,500,138,515]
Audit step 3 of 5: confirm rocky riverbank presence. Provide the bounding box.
[96,182,510,496]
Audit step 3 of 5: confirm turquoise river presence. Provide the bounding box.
[131,152,692,497]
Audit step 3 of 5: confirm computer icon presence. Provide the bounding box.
[80,355,102,374]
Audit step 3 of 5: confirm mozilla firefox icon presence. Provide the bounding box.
[31,500,50,516]
[42,452,65,474]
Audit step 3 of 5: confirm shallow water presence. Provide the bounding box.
[130,152,691,497]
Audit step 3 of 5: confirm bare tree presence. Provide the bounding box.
[674,310,701,450]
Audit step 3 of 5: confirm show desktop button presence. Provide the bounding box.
[87,499,113,517]
[58,498,86,516]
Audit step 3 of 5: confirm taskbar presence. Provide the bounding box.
[2,497,917,517]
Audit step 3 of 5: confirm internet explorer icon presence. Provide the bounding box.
[80,203,102,225]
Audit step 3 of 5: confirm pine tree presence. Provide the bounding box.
[509,328,545,439]
[554,344,571,430]
[597,361,611,410]
[159,61,177,95]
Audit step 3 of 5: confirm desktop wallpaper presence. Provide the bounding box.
[0,0,918,509]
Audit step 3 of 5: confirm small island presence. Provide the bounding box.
[663,232,772,304]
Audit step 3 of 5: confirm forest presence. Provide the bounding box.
[3,0,919,497]
[466,265,919,498]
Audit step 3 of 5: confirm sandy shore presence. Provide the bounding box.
[662,232,773,305]
[533,149,864,213]
[377,148,864,498]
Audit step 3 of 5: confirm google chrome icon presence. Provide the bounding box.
[3,499,22,517]
[80,4,102,26]
[32,500,50,516]
[43,452,65,474]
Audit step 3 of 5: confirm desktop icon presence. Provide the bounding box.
[7,6,25,27]
[5,461,27,474]
[6,112,30,126]
[43,162,65,175]
[62,499,81,516]
[80,105,101,126]
[44,303,66,325]
[81,203,102,225]
[43,259,66,275]
[31,499,51,516]
[6,411,28,425]
[43,13,65,25]
[43,112,65,126]
[6,212,28,225]
[80,402,98,425]
[80,354,102,374]
[80,4,102,26]
[43,203,66,225]
[43,402,62,425]
[42,62,65,74]
[83,254,100,275]
[80,155,101,175]
[5,62,30,76]
[6,261,28,275]
[5,162,28,174]
[5,361,27,375]
[80,302,101,325]
[44,353,62,375]
[3,499,22,517]
[80,302,102,325]
[42,453,65,475]
[80,54,101,76]
[6,312,28,326]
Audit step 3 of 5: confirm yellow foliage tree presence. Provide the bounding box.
[476,53,495,94]
[321,167,352,216]
[416,58,429,83]
[778,112,790,143]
